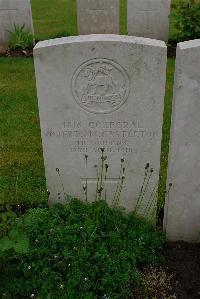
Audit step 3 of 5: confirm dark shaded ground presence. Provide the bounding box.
[168,42,177,58]
[165,242,200,299]
[0,47,33,57]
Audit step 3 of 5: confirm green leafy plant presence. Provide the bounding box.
[0,192,29,257]
[8,24,34,50]
[173,0,200,41]
[0,225,29,254]
[0,192,17,237]
[0,199,165,298]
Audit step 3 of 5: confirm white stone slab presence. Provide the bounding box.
[164,40,200,242]
[127,0,171,41]
[77,0,119,34]
[0,0,34,46]
[34,35,167,212]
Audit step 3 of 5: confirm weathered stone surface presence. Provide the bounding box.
[0,0,34,46]
[34,35,167,212]
[127,0,171,41]
[77,0,119,34]
[164,40,200,242]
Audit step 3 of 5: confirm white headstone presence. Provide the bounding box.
[77,0,119,34]
[164,40,200,242]
[34,35,167,212]
[0,0,34,46]
[127,0,171,41]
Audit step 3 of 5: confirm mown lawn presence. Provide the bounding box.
[0,58,47,206]
[1,0,178,207]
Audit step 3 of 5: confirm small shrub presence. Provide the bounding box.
[0,225,29,255]
[0,199,165,299]
[0,192,17,237]
[173,0,200,41]
[8,24,34,50]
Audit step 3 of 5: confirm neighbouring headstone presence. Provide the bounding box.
[77,0,119,34]
[127,0,171,41]
[164,40,200,242]
[0,0,34,46]
[34,35,167,212]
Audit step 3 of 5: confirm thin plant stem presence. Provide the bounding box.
[104,164,109,201]
[114,167,125,207]
[84,154,88,202]
[143,182,158,217]
[112,158,124,206]
[135,169,154,214]
[56,168,65,197]
[162,183,173,230]
[134,164,149,212]
[114,177,125,207]
[146,188,158,219]
[95,163,100,201]
[148,200,157,222]
[98,149,105,200]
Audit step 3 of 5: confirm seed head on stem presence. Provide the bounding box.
[101,155,107,161]
[97,186,103,194]
[145,163,150,170]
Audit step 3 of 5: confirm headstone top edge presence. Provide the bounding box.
[178,39,200,50]
[33,34,166,53]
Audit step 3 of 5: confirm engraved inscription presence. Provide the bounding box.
[72,59,130,114]
[44,118,158,155]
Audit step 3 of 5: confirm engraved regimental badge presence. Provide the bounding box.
[72,58,130,114]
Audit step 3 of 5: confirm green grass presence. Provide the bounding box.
[159,59,175,206]
[31,0,77,40]
[1,0,179,208]
[0,58,47,206]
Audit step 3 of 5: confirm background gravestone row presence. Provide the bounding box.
[0,0,171,47]
[74,0,171,41]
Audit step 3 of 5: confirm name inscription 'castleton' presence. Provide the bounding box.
[71,58,130,114]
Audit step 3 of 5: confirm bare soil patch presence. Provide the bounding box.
[165,242,200,299]
[0,47,33,57]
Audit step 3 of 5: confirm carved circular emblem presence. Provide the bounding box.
[72,59,130,114]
